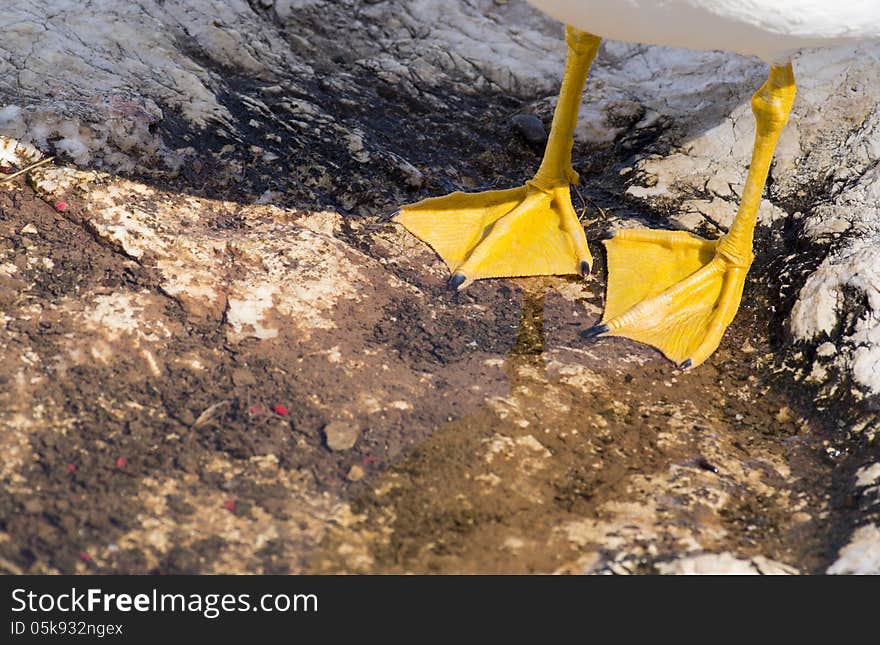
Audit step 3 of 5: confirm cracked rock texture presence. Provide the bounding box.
[1,0,878,574]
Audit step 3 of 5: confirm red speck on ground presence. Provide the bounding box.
[54,201,69,211]
[67,463,76,472]
[223,500,236,511]
[0,166,12,174]
[79,551,91,562]
[115,457,127,469]
[362,454,378,466]
[272,404,288,416]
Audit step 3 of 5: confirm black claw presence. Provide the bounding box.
[599,230,616,241]
[579,260,591,277]
[377,209,401,223]
[448,273,467,290]
[581,323,609,340]
[679,359,693,370]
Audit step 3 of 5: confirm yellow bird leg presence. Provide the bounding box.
[395,27,601,289]
[587,63,797,368]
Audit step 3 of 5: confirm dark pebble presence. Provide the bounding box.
[695,457,719,474]
[510,114,547,147]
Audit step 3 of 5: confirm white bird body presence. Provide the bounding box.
[527,0,880,62]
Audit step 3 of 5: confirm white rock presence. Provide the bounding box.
[657,553,798,575]
[827,524,880,575]
[855,463,880,489]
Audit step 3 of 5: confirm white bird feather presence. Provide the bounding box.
[527,0,880,62]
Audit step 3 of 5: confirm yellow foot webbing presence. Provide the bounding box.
[591,62,796,368]
[396,185,590,287]
[394,26,601,288]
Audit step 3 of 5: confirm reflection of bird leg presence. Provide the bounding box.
[512,289,546,356]
[506,286,548,388]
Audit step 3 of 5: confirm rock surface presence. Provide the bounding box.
[1,0,878,574]
[655,553,798,576]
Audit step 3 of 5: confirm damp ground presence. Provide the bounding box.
[0,174,855,574]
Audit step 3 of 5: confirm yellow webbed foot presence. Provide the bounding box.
[394,182,592,289]
[584,229,749,368]
[585,62,797,369]
[394,26,602,290]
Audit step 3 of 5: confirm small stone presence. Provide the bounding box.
[232,368,256,386]
[816,342,837,358]
[775,406,792,422]
[347,465,365,482]
[510,114,547,147]
[323,421,360,451]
